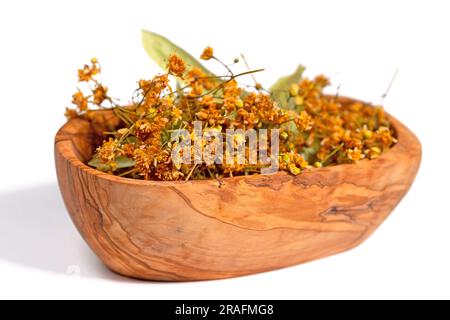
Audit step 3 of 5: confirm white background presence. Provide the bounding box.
[0,0,449,300]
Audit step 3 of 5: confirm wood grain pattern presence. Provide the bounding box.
[54,98,422,281]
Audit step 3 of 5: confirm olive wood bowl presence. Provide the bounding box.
[55,97,421,281]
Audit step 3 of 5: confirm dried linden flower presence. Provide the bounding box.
[78,58,101,82]
[72,90,89,111]
[200,47,214,61]
[93,85,108,105]
[167,54,186,77]
[295,111,314,132]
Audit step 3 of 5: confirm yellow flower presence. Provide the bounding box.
[167,54,186,77]
[223,80,240,111]
[295,154,309,169]
[162,97,174,108]
[314,162,323,168]
[121,143,135,158]
[171,107,183,122]
[376,127,396,149]
[295,111,314,132]
[134,119,153,141]
[314,75,331,90]
[133,147,153,179]
[78,58,101,82]
[366,146,382,160]
[138,74,170,112]
[347,148,364,162]
[363,128,373,139]
[93,85,108,105]
[200,47,214,60]
[289,163,302,176]
[72,90,89,111]
[97,138,118,162]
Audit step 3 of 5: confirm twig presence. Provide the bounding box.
[212,57,234,77]
[240,54,259,88]
[207,167,223,188]
[187,69,265,100]
[381,68,400,101]
[323,143,345,165]
[119,168,139,177]
[335,84,342,99]
[185,164,198,181]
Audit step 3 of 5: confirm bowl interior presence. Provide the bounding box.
[62,110,122,163]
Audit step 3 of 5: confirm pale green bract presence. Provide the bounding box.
[141,30,216,84]
[141,29,305,108]
[270,65,305,109]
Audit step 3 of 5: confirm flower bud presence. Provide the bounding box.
[294,96,304,106]
[235,98,244,108]
[289,83,300,97]
[280,132,289,140]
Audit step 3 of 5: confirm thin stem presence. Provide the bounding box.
[335,84,342,100]
[113,108,132,126]
[187,69,265,100]
[212,57,234,77]
[185,164,198,181]
[117,109,134,124]
[381,68,400,101]
[118,107,137,115]
[278,118,297,125]
[208,166,224,188]
[240,54,259,87]
[119,168,139,177]
[323,143,345,165]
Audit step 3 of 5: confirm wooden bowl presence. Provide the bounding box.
[55,98,421,281]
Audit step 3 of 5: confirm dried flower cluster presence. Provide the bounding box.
[65,58,111,119]
[65,47,397,182]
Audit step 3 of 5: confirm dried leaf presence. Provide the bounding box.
[141,30,216,83]
[88,156,135,172]
[115,156,136,169]
[301,140,321,163]
[88,157,103,169]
